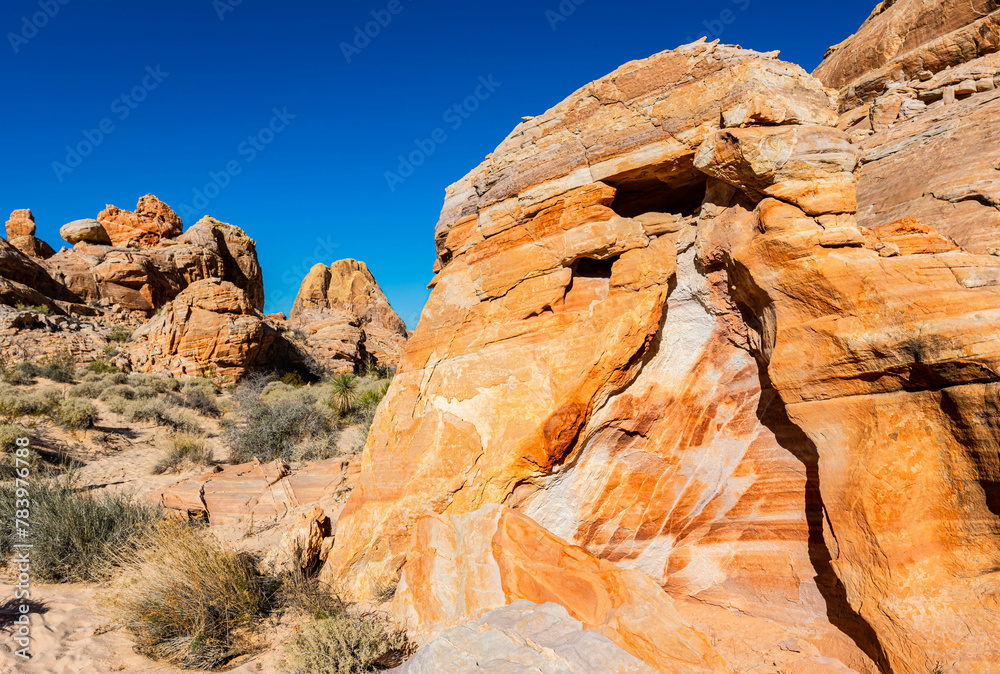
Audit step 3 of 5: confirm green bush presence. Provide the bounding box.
[116,398,202,434]
[103,372,129,385]
[222,376,337,463]
[114,524,271,669]
[87,357,119,375]
[14,303,53,316]
[100,384,136,405]
[108,324,132,343]
[153,433,213,474]
[56,399,99,429]
[3,362,38,385]
[0,424,30,452]
[132,385,157,399]
[0,476,162,582]
[0,385,60,417]
[35,351,77,384]
[68,380,108,399]
[127,373,180,393]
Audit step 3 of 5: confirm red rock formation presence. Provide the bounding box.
[127,279,280,383]
[323,40,1000,674]
[96,194,183,248]
[289,259,408,372]
[5,210,55,259]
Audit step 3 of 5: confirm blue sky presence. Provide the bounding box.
[1,0,876,327]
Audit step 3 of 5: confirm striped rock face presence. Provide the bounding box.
[324,40,1000,674]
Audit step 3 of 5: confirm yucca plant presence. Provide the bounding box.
[326,373,359,415]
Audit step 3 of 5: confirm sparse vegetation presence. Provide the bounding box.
[38,351,77,383]
[55,398,100,429]
[87,356,120,375]
[68,380,109,399]
[222,375,338,463]
[285,608,412,674]
[109,324,133,343]
[153,432,213,474]
[114,523,271,670]
[0,384,61,418]
[0,476,162,582]
[14,303,53,315]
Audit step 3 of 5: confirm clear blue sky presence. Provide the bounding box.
[0,0,876,327]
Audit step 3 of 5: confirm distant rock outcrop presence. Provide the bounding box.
[5,209,54,259]
[96,194,184,248]
[288,259,407,373]
[128,279,280,383]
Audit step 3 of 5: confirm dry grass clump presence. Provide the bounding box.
[114,523,272,670]
[153,432,213,474]
[0,476,162,582]
[68,380,108,399]
[55,398,99,429]
[285,608,412,674]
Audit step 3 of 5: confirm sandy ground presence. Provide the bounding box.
[0,382,363,674]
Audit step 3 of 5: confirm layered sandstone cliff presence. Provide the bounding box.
[323,34,1000,674]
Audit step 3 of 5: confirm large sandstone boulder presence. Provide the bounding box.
[128,279,281,383]
[97,194,183,248]
[177,216,265,311]
[5,209,35,239]
[322,41,1000,674]
[60,219,112,245]
[40,214,267,316]
[289,259,407,372]
[5,210,55,259]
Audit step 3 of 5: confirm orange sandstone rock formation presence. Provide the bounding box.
[289,258,408,372]
[324,38,1000,674]
[96,193,184,248]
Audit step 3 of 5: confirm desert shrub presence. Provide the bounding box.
[127,373,180,393]
[68,380,109,399]
[0,425,30,452]
[87,357,119,375]
[2,362,37,385]
[0,386,60,417]
[114,524,271,669]
[278,371,305,387]
[357,380,390,411]
[0,476,162,582]
[153,433,213,474]
[121,398,202,434]
[183,390,221,417]
[222,376,337,463]
[182,377,218,397]
[56,399,99,429]
[103,371,128,385]
[14,303,52,315]
[285,610,411,674]
[109,324,132,343]
[37,352,76,383]
[132,385,157,399]
[325,374,359,415]
[99,384,136,405]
